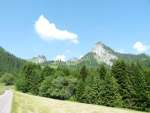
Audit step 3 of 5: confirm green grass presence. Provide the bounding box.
[0,83,5,94]
[12,91,147,113]
[0,84,148,113]
[0,83,14,94]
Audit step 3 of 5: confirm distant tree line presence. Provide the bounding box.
[15,60,150,111]
[0,47,25,74]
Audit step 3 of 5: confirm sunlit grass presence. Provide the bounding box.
[0,83,14,94]
[0,83,5,94]
[12,91,147,113]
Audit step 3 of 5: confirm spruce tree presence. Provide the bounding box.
[16,63,41,95]
[111,60,133,107]
[80,65,88,81]
[129,63,149,110]
[40,66,54,81]
[104,72,123,107]
[82,65,123,107]
[75,79,86,102]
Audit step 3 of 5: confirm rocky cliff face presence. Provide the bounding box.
[91,42,118,66]
[30,55,47,64]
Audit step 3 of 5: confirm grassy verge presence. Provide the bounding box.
[12,91,147,113]
[0,83,5,94]
[0,83,14,94]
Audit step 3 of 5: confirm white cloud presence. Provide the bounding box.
[116,49,126,53]
[54,54,66,61]
[133,41,148,53]
[79,55,84,59]
[35,15,79,44]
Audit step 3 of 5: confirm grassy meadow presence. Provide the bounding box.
[12,91,147,113]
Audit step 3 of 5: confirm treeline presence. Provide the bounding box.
[0,47,25,74]
[15,60,150,111]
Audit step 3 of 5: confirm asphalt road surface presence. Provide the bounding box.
[0,90,13,113]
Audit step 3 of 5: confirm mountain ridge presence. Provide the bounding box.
[77,41,150,67]
[29,55,47,64]
[0,41,150,70]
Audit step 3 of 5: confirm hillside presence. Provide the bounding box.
[43,42,150,68]
[74,42,150,67]
[0,47,25,74]
[12,91,147,113]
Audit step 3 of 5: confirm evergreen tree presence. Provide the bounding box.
[40,66,54,81]
[104,72,123,107]
[80,65,88,81]
[82,66,123,107]
[15,73,28,93]
[111,60,133,107]
[16,63,41,95]
[82,75,106,105]
[97,65,107,79]
[75,65,89,102]
[57,66,70,76]
[128,63,150,111]
[0,47,25,74]
[75,79,86,102]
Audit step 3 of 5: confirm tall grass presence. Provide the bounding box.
[12,91,147,113]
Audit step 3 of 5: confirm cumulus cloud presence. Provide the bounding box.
[54,54,66,61]
[35,15,79,44]
[79,55,84,59]
[116,49,126,53]
[133,41,149,53]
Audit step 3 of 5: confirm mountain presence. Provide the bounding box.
[81,42,118,66]
[43,41,150,67]
[0,47,25,74]
[29,55,47,64]
[80,41,150,67]
[1,40,149,72]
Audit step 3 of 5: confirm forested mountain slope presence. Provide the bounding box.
[0,47,25,74]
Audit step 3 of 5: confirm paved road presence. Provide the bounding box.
[0,90,13,113]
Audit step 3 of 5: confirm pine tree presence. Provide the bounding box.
[75,79,86,102]
[111,60,133,107]
[104,72,123,107]
[40,66,54,81]
[16,63,41,95]
[97,65,107,79]
[80,65,88,81]
[129,63,149,111]
[81,65,123,107]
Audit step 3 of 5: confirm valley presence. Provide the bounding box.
[1,1,150,112]
[0,42,150,112]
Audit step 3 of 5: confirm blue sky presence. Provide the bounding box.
[0,0,150,60]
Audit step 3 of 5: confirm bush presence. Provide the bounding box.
[0,73,14,85]
[39,76,76,100]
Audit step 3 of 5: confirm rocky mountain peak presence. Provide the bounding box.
[30,55,47,64]
[91,42,118,66]
[92,42,104,53]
